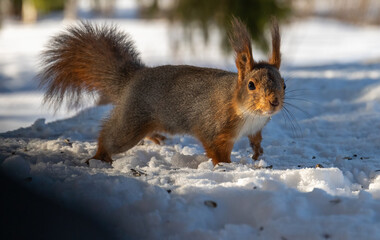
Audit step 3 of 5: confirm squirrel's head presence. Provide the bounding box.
[230,17,285,116]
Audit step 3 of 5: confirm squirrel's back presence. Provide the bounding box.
[121,65,237,136]
[39,21,144,109]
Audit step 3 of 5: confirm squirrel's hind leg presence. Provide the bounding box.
[146,133,167,145]
[90,110,156,164]
[88,136,113,164]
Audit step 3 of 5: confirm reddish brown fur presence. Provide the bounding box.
[201,105,242,165]
[249,131,263,160]
[146,133,167,145]
[229,18,284,162]
[269,18,281,69]
[230,17,255,84]
[89,136,112,163]
[203,137,235,165]
[198,129,236,165]
[39,22,143,110]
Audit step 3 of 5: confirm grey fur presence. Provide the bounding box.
[38,19,285,165]
[101,66,237,152]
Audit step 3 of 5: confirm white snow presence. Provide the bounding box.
[1,7,380,240]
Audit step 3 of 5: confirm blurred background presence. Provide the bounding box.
[1,0,380,132]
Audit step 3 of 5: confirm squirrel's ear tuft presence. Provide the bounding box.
[269,17,281,69]
[229,16,255,83]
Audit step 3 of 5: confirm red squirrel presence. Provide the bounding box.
[38,18,285,166]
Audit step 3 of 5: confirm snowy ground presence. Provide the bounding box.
[1,12,380,240]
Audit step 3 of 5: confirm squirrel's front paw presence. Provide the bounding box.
[252,147,264,160]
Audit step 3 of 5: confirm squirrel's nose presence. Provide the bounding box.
[269,98,279,107]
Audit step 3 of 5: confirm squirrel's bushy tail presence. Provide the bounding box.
[38,21,144,110]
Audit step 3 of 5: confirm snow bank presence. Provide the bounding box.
[2,85,380,239]
[1,14,380,240]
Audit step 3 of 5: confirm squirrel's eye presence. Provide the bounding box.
[248,81,256,90]
[284,83,287,90]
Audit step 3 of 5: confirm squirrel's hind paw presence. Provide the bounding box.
[146,133,167,145]
[85,154,113,166]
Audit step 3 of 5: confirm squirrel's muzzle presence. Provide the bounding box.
[269,98,279,107]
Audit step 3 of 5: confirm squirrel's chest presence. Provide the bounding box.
[236,114,270,139]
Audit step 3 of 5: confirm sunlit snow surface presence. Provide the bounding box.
[1,16,380,239]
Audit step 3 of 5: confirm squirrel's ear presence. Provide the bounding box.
[269,17,281,69]
[229,17,255,83]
